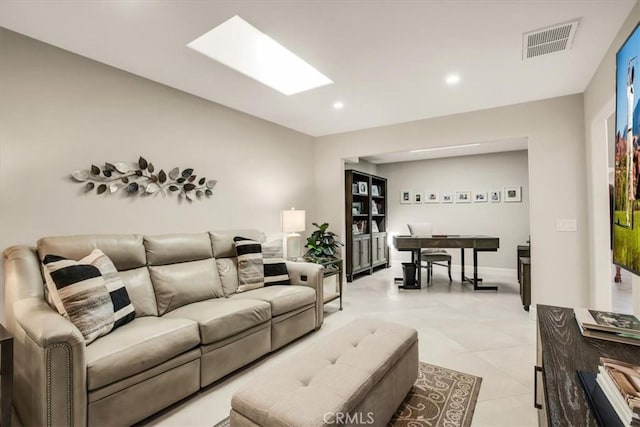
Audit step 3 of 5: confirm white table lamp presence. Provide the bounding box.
[282,208,306,259]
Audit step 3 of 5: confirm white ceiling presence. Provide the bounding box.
[0,1,635,137]
[360,137,529,164]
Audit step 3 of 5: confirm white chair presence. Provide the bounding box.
[407,223,452,285]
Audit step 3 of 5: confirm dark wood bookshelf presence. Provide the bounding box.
[345,170,390,281]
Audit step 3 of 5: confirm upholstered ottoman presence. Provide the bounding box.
[230,318,418,427]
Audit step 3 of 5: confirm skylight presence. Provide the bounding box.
[187,16,333,95]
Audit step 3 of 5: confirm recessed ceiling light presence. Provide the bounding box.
[187,16,333,95]
[410,143,480,153]
[333,101,344,110]
[445,74,461,85]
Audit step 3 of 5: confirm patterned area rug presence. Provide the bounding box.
[214,362,481,427]
[389,362,482,427]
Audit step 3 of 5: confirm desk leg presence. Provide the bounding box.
[460,248,465,283]
[472,249,498,291]
[415,249,422,288]
[1,338,12,427]
[338,270,343,311]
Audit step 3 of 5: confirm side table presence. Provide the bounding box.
[318,258,343,311]
[290,258,343,310]
[0,325,12,427]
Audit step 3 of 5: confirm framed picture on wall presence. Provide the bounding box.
[456,191,471,203]
[414,193,422,203]
[400,190,412,204]
[425,192,439,203]
[490,191,501,203]
[441,193,453,203]
[474,192,488,203]
[504,186,522,202]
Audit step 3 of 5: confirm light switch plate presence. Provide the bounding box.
[556,219,577,232]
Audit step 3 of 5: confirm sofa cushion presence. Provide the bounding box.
[209,229,265,258]
[37,234,146,271]
[232,286,315,317]
[164,298,271,344]
[234,237,264,293]
[216,258,239,296]
[144,233,213,266]
[149,258,224,315]
[119,267,158,317]
[86,316,200,391]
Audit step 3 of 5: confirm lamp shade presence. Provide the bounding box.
[282,209,306,233]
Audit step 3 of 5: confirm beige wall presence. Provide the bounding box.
[377,150,530,270]
[344,159,378,175]
[584,1,640,314]
[315,94,588,309]
[0,28,316,252]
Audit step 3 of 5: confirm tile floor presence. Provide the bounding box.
[143,263,538,427]
[612,265,634,314]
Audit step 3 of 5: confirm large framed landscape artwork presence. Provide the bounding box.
[613,23,640,275]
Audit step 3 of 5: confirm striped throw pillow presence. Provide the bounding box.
[43,253,114,344]
[262,238,284,259]
[234,237,264,293]
[264,258,290,286]
[84,249,135,328]
[43,249,136,342]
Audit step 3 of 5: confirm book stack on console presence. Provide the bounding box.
[574,308,640,346]
[596,358,640,426]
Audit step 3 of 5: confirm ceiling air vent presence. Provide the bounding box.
[522,19,580,60]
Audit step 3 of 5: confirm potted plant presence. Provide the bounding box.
[304,222,343,263]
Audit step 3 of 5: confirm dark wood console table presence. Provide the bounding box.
[517,244,530,283]
[520,257,531,311]
[536,305,640,426]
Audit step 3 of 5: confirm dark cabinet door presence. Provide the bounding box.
[360,236,371,269]
[352,238,362,271]
[372,235,381,264]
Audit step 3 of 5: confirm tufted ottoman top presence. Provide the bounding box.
[231,318,418,426]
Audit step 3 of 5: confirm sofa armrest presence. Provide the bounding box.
[286,262,324,328]
[14,297,87,427]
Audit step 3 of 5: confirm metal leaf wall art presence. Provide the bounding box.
[71,157,217,201]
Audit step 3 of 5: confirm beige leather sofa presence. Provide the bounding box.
[2,229,324,426]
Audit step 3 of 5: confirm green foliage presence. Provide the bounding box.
[304,222,343,262]
[613,209,640,273]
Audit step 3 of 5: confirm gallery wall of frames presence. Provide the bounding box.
[399,187,522,205]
